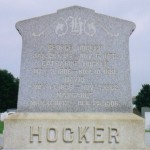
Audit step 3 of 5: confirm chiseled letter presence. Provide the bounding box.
[63,128,74,142]
[78,127,89,143]
[94,127,104,143]
[47,128,57,142]
[108,127,119,143]
[30,126,42,143]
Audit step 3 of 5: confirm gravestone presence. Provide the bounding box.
[145,112,150,130]
[145,112,150,146]
[3,6,149,150]
[142,107,150,117]
[16,6,135,112]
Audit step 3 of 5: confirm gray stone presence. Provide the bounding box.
[145,112,150,130]
[3,113,145,149]
[142,107,150,117]
[145,132,150,146]
[0,134,3,149]
[16,6,135,112]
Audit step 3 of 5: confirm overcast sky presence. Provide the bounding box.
[0,0,150,96]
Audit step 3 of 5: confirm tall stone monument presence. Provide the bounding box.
[3,6,148,150]
[17,6,134,112]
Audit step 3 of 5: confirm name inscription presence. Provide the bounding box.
[30,126,119,144]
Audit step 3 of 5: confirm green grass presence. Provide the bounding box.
[0,121,4,134]
[145,130,150,132]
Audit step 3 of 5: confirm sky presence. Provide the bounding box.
[0,0,150,96]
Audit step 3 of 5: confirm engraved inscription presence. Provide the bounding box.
[94,127,104,143]
[63,128,74,143]
[55,16,119,37]
[108,127,119,143]
[55,16,96,37]
[30,127,42,143]
[32,31,45,37]
[78,127,90,143]
[47,128,58,142]
[29,43,121,108]
[32,84,119,91]
[30,126,120,144]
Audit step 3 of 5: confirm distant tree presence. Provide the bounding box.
[134,84,150,112]
[0,69,19,112]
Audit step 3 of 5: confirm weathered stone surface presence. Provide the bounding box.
[0,134,3,149]
[3,113,144,150]
[16,6,135,112]
[145,132,150,146]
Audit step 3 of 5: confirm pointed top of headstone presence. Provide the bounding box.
[16,6,135,37]
[57,5,95,13]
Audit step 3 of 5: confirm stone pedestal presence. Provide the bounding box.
[3,113,146,150]
[0,134,3,150]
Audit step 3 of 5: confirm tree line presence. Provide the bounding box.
[0,69,19,112]
[0,69,149,114]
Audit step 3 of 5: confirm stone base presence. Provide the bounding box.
[0,134,3,149]
[3,113,148,150]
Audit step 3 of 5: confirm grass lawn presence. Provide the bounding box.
[0,121,4,134]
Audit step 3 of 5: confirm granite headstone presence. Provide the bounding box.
[3,6,149,150]
[16,6,135,112]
